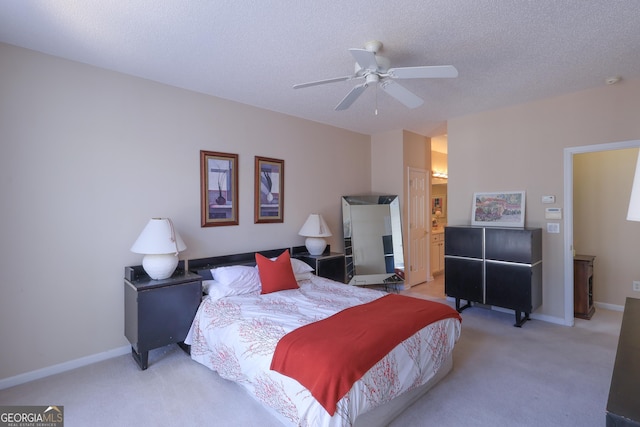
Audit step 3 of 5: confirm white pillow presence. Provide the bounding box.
[202,279,256,300]
[291,258,314,274]
[210,265,261,295]
[201,279,218,295]
[294,272,313,281]
[268,256,314,274]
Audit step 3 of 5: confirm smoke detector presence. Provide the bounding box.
[605,77,621,85]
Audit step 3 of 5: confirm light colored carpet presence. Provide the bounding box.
[0,298,620,427]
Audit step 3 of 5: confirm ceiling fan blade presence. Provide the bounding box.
[387,65,458,79]
[293,75,354,89]
[335,83,368,110]
[348,48,379,71]
[379,80,423,108]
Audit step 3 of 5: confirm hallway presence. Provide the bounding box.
[403,273,445,300]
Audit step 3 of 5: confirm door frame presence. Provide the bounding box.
[563,139,640,326]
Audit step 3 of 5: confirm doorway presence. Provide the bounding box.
[564,139,640,326]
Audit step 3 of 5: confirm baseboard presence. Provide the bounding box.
[445,297,569,326]
[490,305,567,326]
[0,345,130,390]
[594,301,624,312]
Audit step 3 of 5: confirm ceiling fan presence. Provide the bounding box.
[293,40,458,111]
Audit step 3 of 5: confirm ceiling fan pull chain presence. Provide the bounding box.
[374,83,378,115]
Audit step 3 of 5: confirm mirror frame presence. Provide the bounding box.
[341,195,404,286]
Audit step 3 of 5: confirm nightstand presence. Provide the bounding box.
[574,255,595,320]
[124,265,202,370]
[295,252,346,283]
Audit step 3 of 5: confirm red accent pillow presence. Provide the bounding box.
[256,250,299,294]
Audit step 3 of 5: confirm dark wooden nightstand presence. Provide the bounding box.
[574,254,595,319]
[294,252,346,283]
[124,265,202,370]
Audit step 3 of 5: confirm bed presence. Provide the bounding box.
[184,248,461,427]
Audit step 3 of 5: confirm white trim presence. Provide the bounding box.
[563,148,575,326]
[564,139,640,326]
[491,305,569,326]
[445,297,569,325]
[0,345,130,390]
[595,301,625,312]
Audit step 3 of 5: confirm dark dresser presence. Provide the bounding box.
[444,226,542,327]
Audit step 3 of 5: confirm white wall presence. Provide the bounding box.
[448,78,640,322]
[0,43,371,381]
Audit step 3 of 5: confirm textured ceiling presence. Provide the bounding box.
[1,1,639,136]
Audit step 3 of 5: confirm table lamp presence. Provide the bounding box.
[298,214,332,255]
[131,218,186,279]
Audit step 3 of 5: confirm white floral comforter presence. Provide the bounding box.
[185,276,461,427]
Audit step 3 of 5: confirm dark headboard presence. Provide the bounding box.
[188,247,290,280]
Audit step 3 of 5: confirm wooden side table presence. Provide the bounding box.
[574,255,595,319]
[124,266,202,369]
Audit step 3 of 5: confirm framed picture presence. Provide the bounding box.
[200,150,239,227]
[432,195,446,217]
[254,156,284,223]
[472,191,525,227]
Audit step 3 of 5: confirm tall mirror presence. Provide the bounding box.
[342,195,404,286]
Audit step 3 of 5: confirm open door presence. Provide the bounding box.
[407,167,429,286]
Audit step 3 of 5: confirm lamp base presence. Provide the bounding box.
[305,237,327,256]
[142,253,179,280]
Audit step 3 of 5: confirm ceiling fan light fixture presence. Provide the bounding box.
[365,74,380,85]
[364,40,383,53]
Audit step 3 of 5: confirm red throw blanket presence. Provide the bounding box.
[270,294,461,415]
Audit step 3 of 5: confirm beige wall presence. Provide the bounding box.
[371,129,430,198]
[448,78,640,322]
[0,43,371,381]
[574,148,640,306]
[371,130,404,196]
[431,134,448,176]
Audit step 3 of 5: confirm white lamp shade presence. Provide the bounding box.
[131,218,186,280]
[298,214,332,237]
[628,154,640,222]
[131,218,186,254]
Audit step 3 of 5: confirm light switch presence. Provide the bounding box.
[547,223,560,233]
